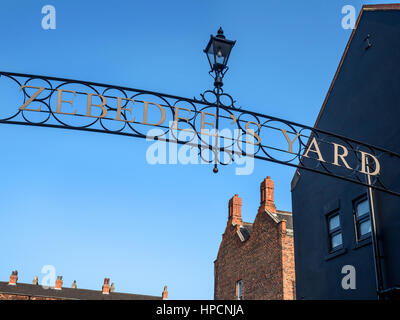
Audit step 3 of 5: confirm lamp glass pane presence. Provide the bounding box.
[212,40,232,66]
[206,51,215,66]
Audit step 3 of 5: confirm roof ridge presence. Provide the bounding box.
[0,281,161,300]
[362,4,400,10]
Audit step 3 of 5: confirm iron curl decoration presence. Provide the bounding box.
[195,87,237,109]
[0,71,399,197]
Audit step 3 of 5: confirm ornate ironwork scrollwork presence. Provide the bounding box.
[0,71,399,197]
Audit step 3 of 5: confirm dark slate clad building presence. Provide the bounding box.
[291,4,400,300]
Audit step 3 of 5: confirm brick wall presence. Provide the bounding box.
[280,223,296,300]
[0,293,59,300]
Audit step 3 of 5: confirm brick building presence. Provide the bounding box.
[0,270,167,300]
[214,176,295,300]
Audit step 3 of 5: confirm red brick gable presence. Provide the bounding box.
[214,177,295,300]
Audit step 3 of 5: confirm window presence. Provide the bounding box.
[354,198,371,241]
[327,212,343,251]
[236,280,243,300]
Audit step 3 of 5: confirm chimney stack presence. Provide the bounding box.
[110,283,115,293]
[162,286,168,300]
[102,278,110,294]
[32,275,38,285]
[228,194,242,225]
[8,270,18,285]
[55,276,63,290]
[259,176,277,213]
[72,280,77,289]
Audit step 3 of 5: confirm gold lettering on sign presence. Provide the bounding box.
[15,86,384,178]
[333,143,352,169]
[86,93,108,118]
[280,129,300,153]
[245,121,261,145]
[19,85,46,112]
[303,137,325,162]
[173,106,192,132]
[230,114,237,125]
[56,89,77,115]
[142,101,166,126]
[115,97,135,123]
[200,111,216,135]
[360,151,380,176]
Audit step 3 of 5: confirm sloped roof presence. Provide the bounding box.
[237,210,293,242]
[276,210,293,230]
[0,281,162,300]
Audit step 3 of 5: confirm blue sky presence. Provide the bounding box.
[0,0,390,299]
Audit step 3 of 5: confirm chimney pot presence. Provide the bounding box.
[8,270,18,285]
[162,285,168,300]
[102,278,110,294]
[228,194,242,225]
[259,176,276,213]
[55,276,63,290]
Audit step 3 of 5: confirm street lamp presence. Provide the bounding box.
[203,27,236,173]
[204,27,236,88]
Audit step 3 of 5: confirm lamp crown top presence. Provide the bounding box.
[216,27,225,39]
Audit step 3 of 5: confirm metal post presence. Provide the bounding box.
[365,158,384,299]
[213,76,222,174]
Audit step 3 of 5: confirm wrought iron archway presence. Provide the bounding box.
[0,71,399,197]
